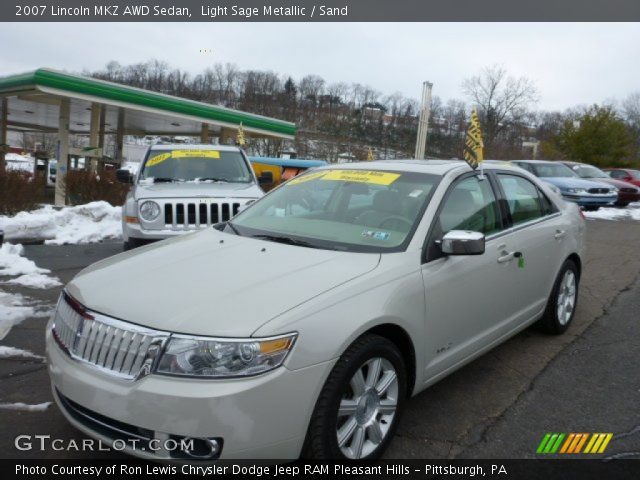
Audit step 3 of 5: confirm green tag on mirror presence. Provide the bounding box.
[518,255,525,269]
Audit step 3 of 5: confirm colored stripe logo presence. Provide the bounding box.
[537,433,613,454]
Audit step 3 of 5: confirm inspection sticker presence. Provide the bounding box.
[321,170,401,185]
[146,150,220,167]
[362,230,390,241]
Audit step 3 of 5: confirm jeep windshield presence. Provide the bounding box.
[230,169,440,253]
[139,149,253,183]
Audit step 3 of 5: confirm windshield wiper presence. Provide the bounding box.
[250,234,323,249]
[195,177,229,183]
[152,177,183,183]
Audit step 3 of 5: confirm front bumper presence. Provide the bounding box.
[46,325,334,460]
[561,194,617,206]
[122,221,197,242]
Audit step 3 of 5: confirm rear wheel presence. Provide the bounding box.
[536,260,579,334]
[303,334,406,459]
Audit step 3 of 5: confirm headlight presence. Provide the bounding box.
[566,188,587,194]
[155,333,297,378]
[139,201,161,221]
[548,184,562,194]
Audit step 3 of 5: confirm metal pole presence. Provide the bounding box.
[0,97,7,175]
[89,103,101,172]
[200,123,209,143]
[414,81,433,160]
[115,108,125,166]
[55,98,70,206]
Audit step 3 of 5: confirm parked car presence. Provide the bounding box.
[249,157,328,191]
[561,161,640,207]
[603,168,640,188]
[116,145,272,250]
[48,160,585,460]
[511,160,617,211]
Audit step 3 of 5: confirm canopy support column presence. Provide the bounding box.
[54,98,70,206]
[89,103,101,172]
[0,98,7,175]
[115,108,125,165]
[200,123,209,143]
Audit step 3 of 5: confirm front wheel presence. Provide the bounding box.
[582,206,600,212]
[536,260,579,334]
[303,334,407,459]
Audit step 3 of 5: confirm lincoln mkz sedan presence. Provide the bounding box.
[47,160,585,460]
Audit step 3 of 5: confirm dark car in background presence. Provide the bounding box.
[511,160,617,211]
[604,168,640,189]
[561,162,640,207]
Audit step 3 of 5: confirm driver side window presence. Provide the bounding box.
[439,177,501,235]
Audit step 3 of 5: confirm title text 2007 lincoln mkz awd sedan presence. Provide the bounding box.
[47,160,585,460]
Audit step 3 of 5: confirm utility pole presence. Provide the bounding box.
[414,81,433,160]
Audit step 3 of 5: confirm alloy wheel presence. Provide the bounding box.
[556,270,577,325]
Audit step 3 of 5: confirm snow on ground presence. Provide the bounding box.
[0,291,50,340]
[0,345,45,361]
[0,201,122,244]
[0,402,51,412]
[583,202,640,221]
[0,243,61,289]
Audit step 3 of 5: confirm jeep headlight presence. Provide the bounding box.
[139,201,161,221]
[155,333,297,378]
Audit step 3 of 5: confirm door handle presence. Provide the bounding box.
[554,229,566,240]
[498,251,515,263]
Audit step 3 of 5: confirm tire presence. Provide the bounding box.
[536,259,579,335]
[303,334,407,459]
[583,206,600,212]
[614,202,629,208]
[123,238,144,251]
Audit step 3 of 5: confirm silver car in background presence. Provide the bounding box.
[118,144,268,250]
[47,160,585,460]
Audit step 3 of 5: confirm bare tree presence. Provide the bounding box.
[462,65,538,151]
[623,92,640,130]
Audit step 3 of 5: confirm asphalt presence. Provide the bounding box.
[0,219,639,460]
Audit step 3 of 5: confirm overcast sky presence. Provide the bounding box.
[1,22,638,111]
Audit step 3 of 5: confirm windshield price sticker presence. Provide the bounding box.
[146,150,220,167]
[287,171,328,185]
[321,170,401,185]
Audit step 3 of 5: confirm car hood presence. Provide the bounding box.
[540,177,614,190]
[582,177,637,190]
[66,229,380,337]
[134,182,263,200]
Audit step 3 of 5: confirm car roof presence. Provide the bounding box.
[313,159,528,176]
[148,144,243,151]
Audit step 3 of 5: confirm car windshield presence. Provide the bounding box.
[531,163,578,178]
[230,169,440,253]
[139,149,252,183]
[571,165,608,178]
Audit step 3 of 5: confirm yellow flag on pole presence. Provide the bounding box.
[367,147,375,161]
[236,122,246,146]
[464,109,484,169]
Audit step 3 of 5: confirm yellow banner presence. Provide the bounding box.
[146,150,221,167]
[464,109,484,170]
[321,170,401,186]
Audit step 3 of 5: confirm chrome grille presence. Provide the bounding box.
[587,188,612,194]
[52,293,169,380]
[163,201,242,230]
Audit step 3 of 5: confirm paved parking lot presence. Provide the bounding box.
[1,219,639,459]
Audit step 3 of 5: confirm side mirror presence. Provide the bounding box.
[116,169,133,184]
[258,171,274,187]
[440,230,485,255]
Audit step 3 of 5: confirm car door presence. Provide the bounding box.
[420,173,517,378]
[494,172,569,316]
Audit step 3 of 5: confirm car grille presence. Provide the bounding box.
[163,201,242,230]
[587,188,612,194]
[52,293,169,380]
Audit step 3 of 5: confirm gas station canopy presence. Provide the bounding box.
[0,68,296,138]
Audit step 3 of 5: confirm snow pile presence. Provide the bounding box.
[584,203,640,221]
[0,291,39,340]
[0,201,122,244]
[0,346,45,361]
[0,243,61,289]
[0,402,51,412]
